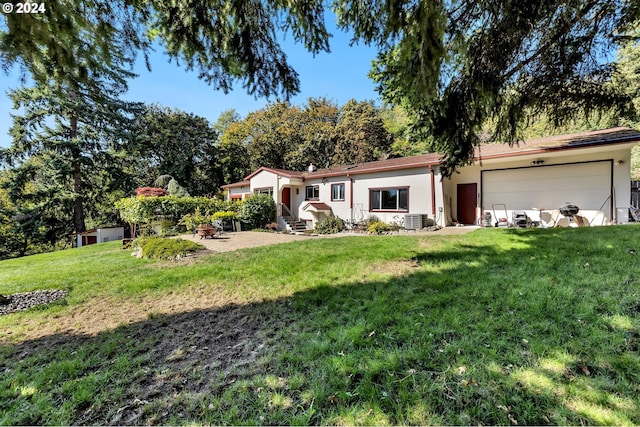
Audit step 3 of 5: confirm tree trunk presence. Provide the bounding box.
[70,111,86,233]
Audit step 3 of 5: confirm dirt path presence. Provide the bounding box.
[177,226,479,252]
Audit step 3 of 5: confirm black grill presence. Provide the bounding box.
[559,204,579,217]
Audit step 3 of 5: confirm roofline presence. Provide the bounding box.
[245,166,303,180]
[222,127,640,187]
[475,135,640,161]
[221,180,250,189]
[308,159,441,179]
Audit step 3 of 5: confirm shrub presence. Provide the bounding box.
[315,216,346,234]
[135,237,205,260]
[367,221,392,234]
[115,195,231,237]
[212,211,238,221]
[179,208,213,231]
[238,194,276,229]
[135,187,167,197]
[366,215,381,225]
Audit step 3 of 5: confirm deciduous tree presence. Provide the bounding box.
[131,104,218,196]
[332,100,392,165]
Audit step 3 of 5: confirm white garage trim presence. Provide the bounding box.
[481,160,613,223]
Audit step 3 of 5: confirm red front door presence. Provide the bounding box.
[282,187,291,212]
[457,183,477,225]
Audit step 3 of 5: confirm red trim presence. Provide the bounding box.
[225,128,640,187]
[370,210,410,213]
[310,162,439,180]
[369,186,410,212]
[221,180,250,189]
[331,183,346,201]
[245,166,304,180]
[348,175,353,210]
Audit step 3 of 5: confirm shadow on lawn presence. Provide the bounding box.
[1,228,639,425]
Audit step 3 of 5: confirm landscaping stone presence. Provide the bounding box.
[0,289,68,316]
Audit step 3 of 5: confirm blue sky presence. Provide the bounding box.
[0,18,381,148]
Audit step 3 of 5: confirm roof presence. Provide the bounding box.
[221,180,250,189]
[303,202,332,212]
[222,127,640,187]
[306,153,442,179]
[245,166,305,180]
[476,127,640,159]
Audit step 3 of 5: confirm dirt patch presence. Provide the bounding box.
[3,298,287,425]
[366,259,421,277]
[2,285,251,342]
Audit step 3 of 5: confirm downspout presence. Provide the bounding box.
[276,175,281,220]
[430,166,436,216]
[348,174,354,223]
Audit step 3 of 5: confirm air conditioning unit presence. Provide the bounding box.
[404,214,432,230]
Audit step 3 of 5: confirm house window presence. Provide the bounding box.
[255,187,273,196]
[331,183,345,201]
[369,188,408,211]
[306,185,319,200]
[230,194,243,201]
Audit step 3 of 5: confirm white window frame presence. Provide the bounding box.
[331,183,345,201]
[306,185,320,200]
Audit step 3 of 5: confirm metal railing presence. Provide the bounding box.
[279,203,295,220]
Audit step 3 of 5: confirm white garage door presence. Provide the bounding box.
[482,161,612,212]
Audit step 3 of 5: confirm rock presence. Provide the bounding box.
[0,294,9,305]
[0,289,68,316]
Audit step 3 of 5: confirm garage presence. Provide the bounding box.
[481,160,613,220]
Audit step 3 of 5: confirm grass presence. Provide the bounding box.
[1,226,640,425]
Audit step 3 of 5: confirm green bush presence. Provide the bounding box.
[135,237,205,260]
[115,196,242,236]
[367,221,392,234]
[179,208,213,232]
[238,194,276,229]
[212,210,238,221]
[366,215,381,226]
[315,216,346,234]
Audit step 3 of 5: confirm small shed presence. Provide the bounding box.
[75,227,125,247]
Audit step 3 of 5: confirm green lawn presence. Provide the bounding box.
[1,226,640,425]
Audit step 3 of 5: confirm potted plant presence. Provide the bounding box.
[179,208,212,233]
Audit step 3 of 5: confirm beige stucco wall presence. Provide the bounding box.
[293,167,436,227]
[226,185,250,199]
[227,141,636,230]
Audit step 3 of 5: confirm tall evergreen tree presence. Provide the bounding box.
[1,0,329,99]
[351,0,640,175]
[1,50,142,236]
[4,1,639,177]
